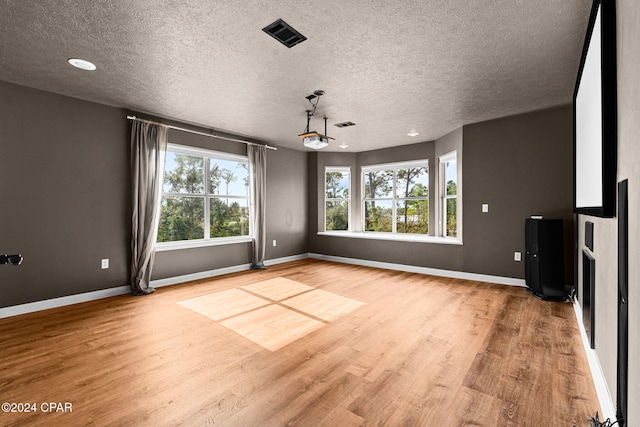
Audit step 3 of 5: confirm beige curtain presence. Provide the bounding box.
[248,144,267,269]
[130,121,167,294]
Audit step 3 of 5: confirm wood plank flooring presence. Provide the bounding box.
[0,259,599,426]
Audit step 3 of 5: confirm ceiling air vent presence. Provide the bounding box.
[334,121,356,128]
[262,19,307,48]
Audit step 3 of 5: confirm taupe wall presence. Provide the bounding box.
[577,0,640,423]
[0,81,308,307]
[309,106,574,281]
[1,81,130,307]
[463,105,574,281]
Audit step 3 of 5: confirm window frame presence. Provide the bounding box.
[324,166,351,232]
[439,151,458,239]
[361,159,429,235]
[156,143,252,251]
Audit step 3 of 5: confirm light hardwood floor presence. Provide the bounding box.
[0,259,599,426]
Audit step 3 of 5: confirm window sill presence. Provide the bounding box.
[156,236,253,252]
[317,231,462,245]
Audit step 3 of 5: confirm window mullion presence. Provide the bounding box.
[324,172,328,231]
[347,174,351,232]
[392,170,397,234]
[441,161,446,237]
[442,173,446,237]
[204,157,210,239]
[324,168,351,232]
[158,147,251,245]
[439,152,458,238]
[361,162,429,236]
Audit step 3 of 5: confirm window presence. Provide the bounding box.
[157,144,250,245]
[324,167,350,231]
[440,152,457,238]
[362,160,428,234]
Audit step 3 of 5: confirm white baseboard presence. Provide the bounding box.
[150,263,253,288]
[308,253,527,287]
[0,286,130,320]
[573,298,616,420]
[1,253,522,319]
[0,254,310,319]
[265,253,310,266]
[151,253,310,288]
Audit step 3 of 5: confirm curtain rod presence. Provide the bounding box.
[126,115,277,151]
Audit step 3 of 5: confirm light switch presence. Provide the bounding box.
[514,252,522,262]
[482,204,489,213]
[101,259,109,269]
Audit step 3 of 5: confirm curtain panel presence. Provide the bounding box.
[248,144,267,269]
[130,121,167,295]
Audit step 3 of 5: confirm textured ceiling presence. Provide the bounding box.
[0,0,592,152]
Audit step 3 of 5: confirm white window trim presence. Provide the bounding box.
[324,166,351,232]
[156,236,253,251]
[317,231,462,245]
[361,159,429,173]
[167,143,247,163]
[439,150,459,240]
[156,143,252,250]
[361,159,429,235]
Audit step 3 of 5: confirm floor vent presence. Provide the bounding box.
[262,19,307,48]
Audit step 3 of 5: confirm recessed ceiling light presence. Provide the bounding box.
[407,131,419,137]
[68,58,96,71]
[339,143,349,149]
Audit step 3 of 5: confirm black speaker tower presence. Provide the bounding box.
[524,218,566,300]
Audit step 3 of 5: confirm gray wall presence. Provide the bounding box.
[309,106,574,281]
[463,105,574,281]
[0,81,308,306]
[0,81,130,307]
[265,144,309,259]
[577,0,640,423]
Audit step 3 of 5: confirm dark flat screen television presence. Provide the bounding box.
[573,0,617,218]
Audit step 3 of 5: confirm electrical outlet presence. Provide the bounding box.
[482,203,489,213]
[514,252,521,262]
[273,240,277,247]
[101,259,109,269]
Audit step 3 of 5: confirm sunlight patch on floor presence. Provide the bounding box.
[178,277,365,351]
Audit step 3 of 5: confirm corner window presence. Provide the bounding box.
[157,144,251,245]
[362,160,429,234]
[325,167,350,231]
[440,152,458,238]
